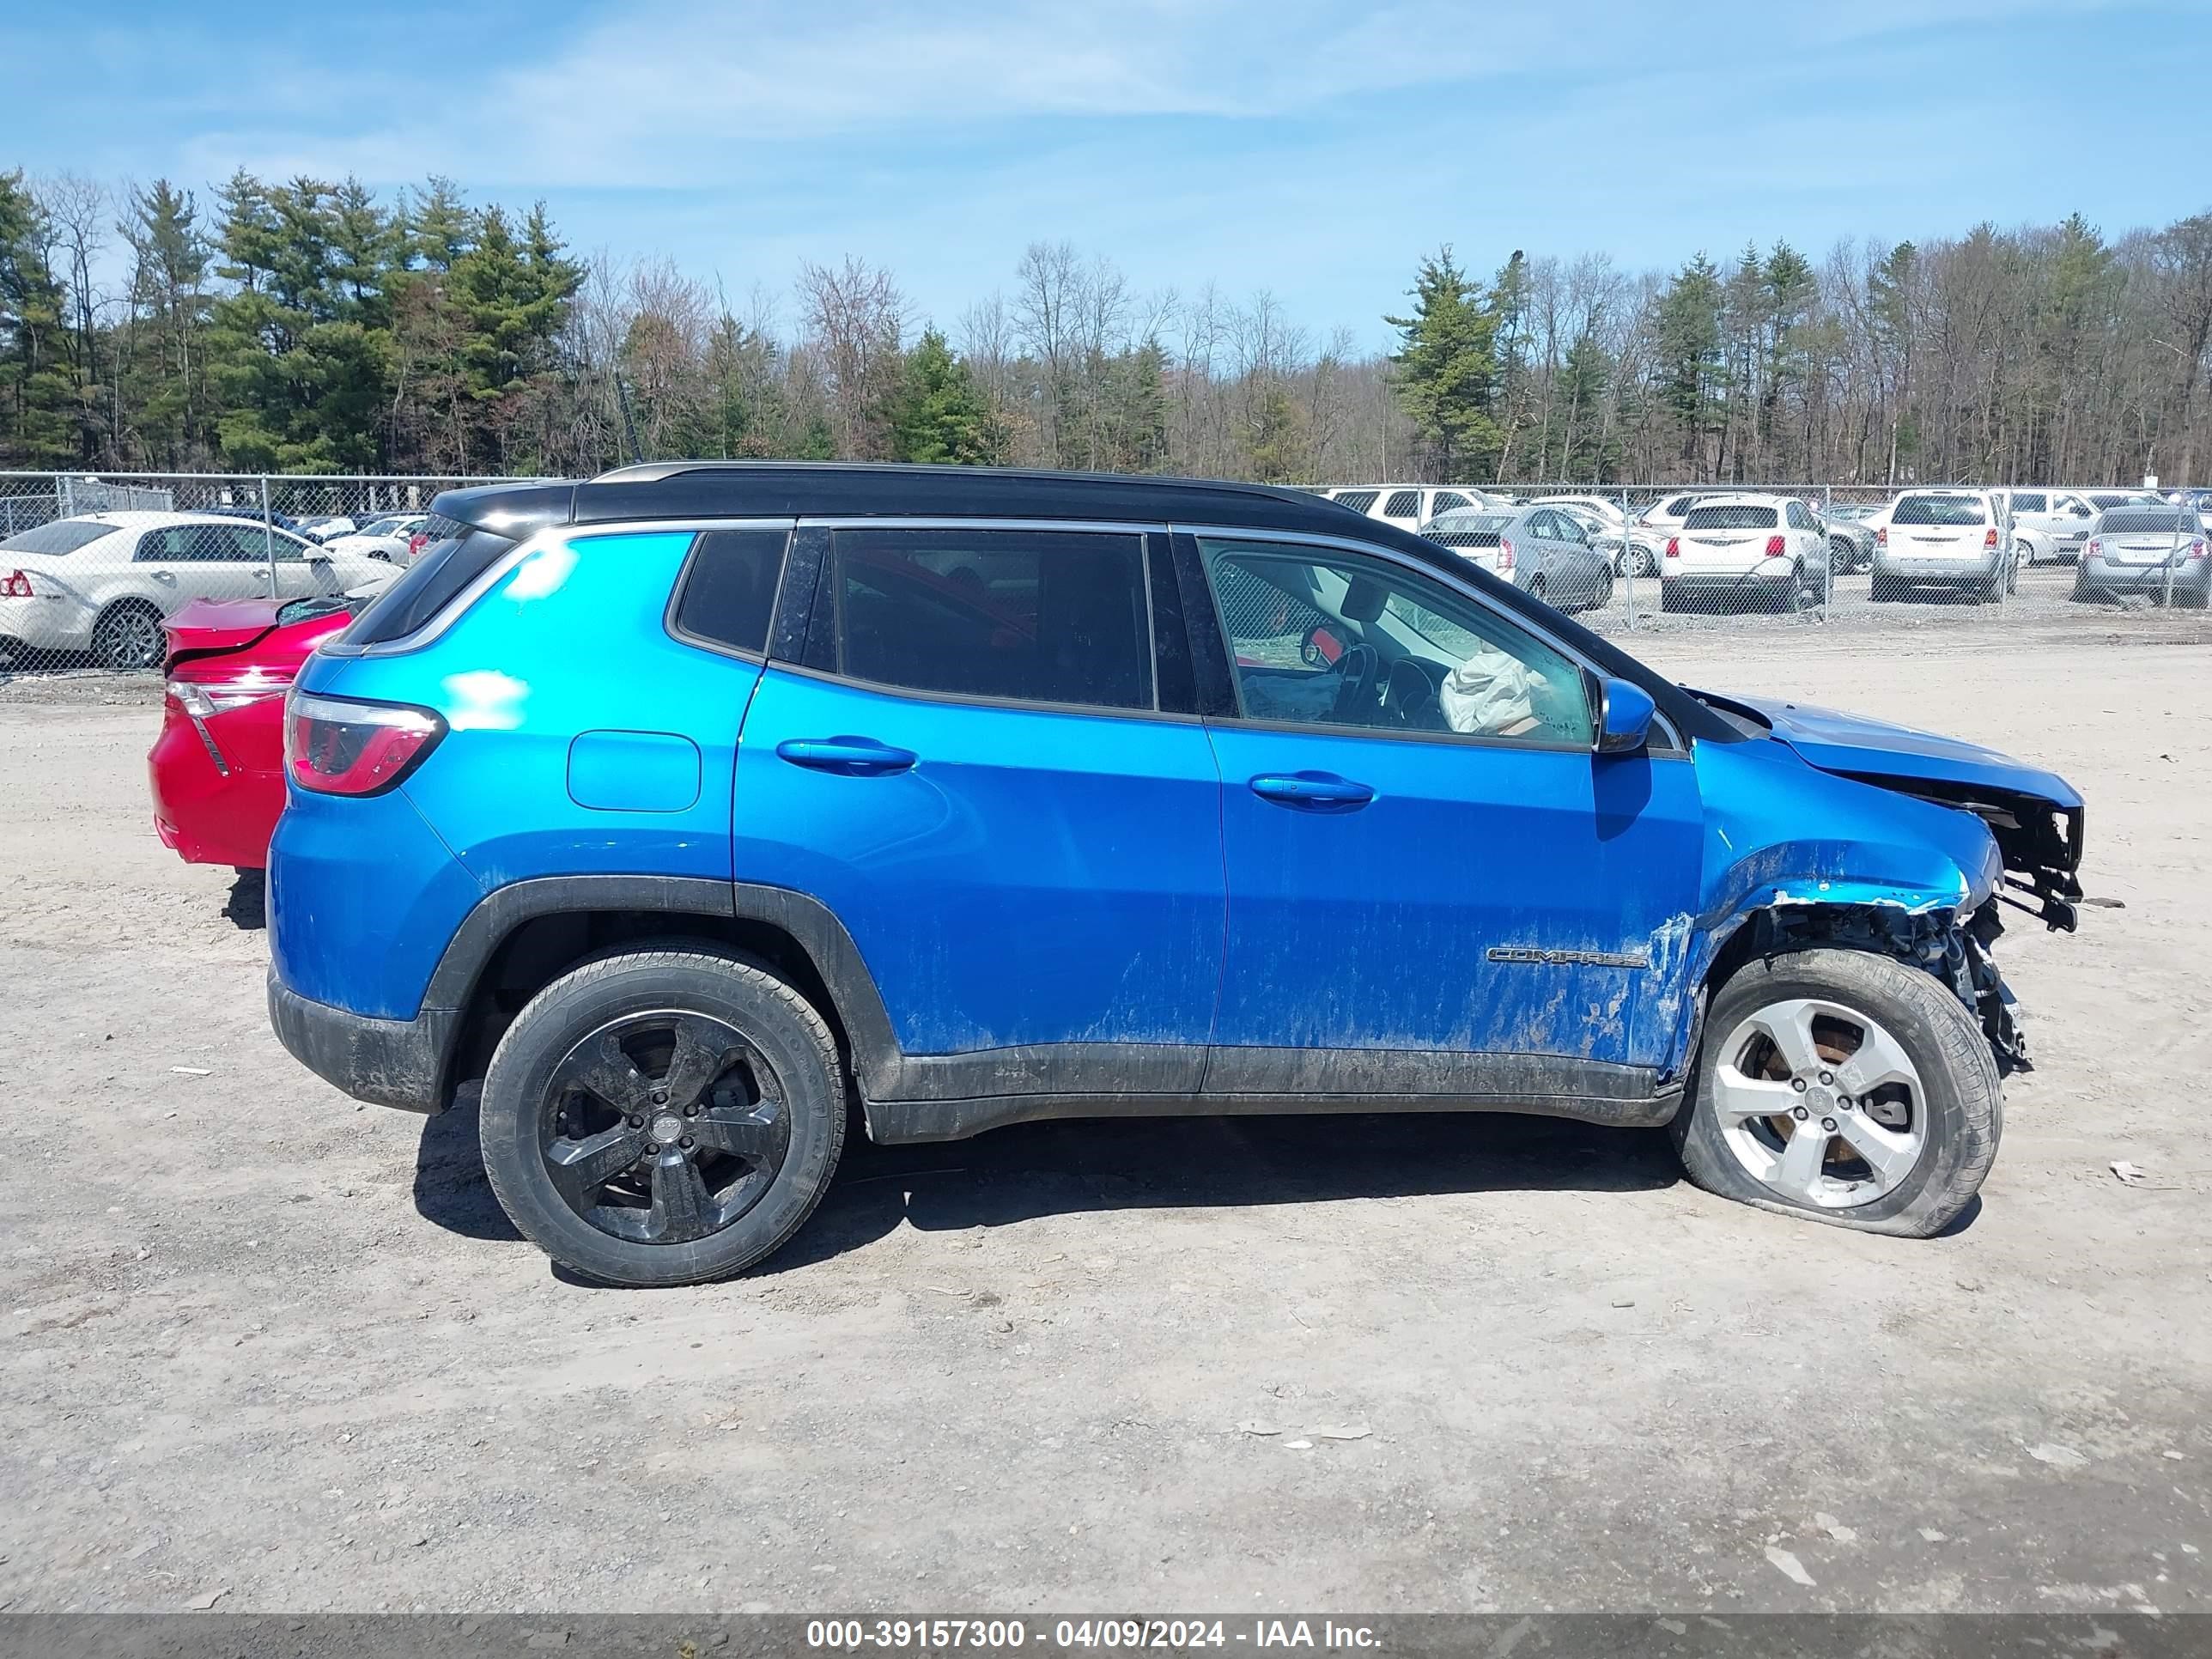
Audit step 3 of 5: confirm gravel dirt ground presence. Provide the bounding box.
[2,589,2209,1618]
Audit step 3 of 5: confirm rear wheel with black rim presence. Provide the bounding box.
[478,946,847,1285]
[1672,947,2000,1237]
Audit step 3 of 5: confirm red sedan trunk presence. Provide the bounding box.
[149,595,356,869]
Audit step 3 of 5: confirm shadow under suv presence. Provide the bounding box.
[267,463,2083,1285]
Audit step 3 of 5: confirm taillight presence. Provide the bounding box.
[2085,538,2101,559]
[1984,526,1999,548]
[408,532,429,559]
[166,663,295,718]
[1664,537,1680,558]
[1765,535,1786,557]
[2190,540,2208,560]
[285,692,445,796]
[1497,537,1516,573]
[0,569,32,599]
[1875,526,1887,545]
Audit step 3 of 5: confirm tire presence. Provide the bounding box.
[1671,946,2000,1237]
[93,600,165,672]
[1590,567,1614,610]
[478,945,848,1286]
[1527,573,1547,605]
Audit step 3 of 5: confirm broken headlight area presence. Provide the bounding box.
[1844,773,2085,933]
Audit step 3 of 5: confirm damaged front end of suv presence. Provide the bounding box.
[1694,690,2085,1075]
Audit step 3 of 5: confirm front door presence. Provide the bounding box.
[1190,533,1703,1091]
[131,522,277,614]
[734,523,1224,1096]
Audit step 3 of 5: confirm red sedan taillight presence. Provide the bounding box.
[0,569,33,599]
[285,693,446,796]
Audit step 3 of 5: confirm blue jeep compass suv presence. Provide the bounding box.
[267,464,2084,1285]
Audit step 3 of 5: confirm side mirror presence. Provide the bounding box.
[1594,677,1656,757]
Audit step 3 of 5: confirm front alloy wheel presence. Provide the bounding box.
[1708,997,1925,1208]
[1673,946,2000,1237]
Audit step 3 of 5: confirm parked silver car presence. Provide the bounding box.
[1420,504,1615,612]
[2073,505,2209,606]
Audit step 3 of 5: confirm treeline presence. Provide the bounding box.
[3,167,2209,486]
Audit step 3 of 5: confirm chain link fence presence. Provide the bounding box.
[3,470,2205,678]
[1314,479,2210,629]
[0,471,534,675]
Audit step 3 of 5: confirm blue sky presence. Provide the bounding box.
[9,0,2209,349]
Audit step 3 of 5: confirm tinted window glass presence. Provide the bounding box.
[2100,508,2193,533]
[137,525,239,562]
[1332,490,1379,513]
[671,526,788,655]
[833,527,1152,711]
[0,518,113,556]
[1201,538,1591,746]
[1434,491,1473,514]
[1892,495,1988,526]
[2011,492,2047,512]
[1382,489,1422,519]
[1684,504,1779,530]
[333,526,521,647]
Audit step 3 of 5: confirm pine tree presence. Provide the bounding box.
[1384,246,1503,477]
[889,328,1006,465]
[0,170,73,463]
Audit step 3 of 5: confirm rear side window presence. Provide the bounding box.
[1684,504,1779,530]
[1332,490,1379,514]
[1382,489,1422,519]
[1892,495,1988,526]
[2011,492,2047,512]
[1433,491,1473,514]
[0,518,113,556]
[671,527,789,655]
[832,527,1152,712]
[333,526,521,647]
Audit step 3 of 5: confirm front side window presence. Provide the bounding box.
[1200,537,1592,746]
[1382,489,1422,520]
[137,525,238,563]
[831,527,1153,712]
[1433,491,1473,515]
[2011,492,2047,513]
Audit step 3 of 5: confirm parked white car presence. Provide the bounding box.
[1658,494,1831,611]
[1871,489,2017,602]
[1329,485,1504,533]
[319,513,432,566]
[2001,489,2101,564]
[0,512,395,670]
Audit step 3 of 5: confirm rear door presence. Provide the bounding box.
[733,521,1224,1095]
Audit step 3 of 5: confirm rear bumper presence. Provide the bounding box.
[2080,557,2209,595]
[0,594,96,653]
[1662,563,1795,592]
[147,721,284,868]
[1875,551,1999,584]
[268,969,456,1114]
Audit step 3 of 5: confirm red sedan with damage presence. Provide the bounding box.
[149,591,369,868]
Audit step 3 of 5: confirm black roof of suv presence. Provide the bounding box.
[417,462,1735,743]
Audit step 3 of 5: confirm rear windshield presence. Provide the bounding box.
[0,518,114,556]
[330,526,520,648]
[2100,508,2195,534]
[1683,504,1778,530]
[1892,495,1988,526]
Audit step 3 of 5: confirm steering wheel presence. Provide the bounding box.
[1329,643,1382,724]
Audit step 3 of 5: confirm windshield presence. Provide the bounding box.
[1892,495,1988,526]
[1683,504,1778,530]
[0,518,114,556]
